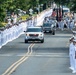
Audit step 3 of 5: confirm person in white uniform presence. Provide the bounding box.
[69,37,74,70]
[57,21,61,29]
[60,19,64,31]
[72,39,76,73]
[69,20,74,30]
[67,18,70,29]
[7,17,12,26]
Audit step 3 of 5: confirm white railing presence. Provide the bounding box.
[0,8,53,49]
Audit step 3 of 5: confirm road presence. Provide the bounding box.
[0,28,74,75]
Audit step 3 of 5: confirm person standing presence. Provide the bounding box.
[29,8,33,16]
[11,12,14,24]
[60,19,64,31]
[69,37,74,70]
[13,14,17,24]
[72,39,76,73]
[7,17,12,26]
[57,21,61,29]
[69,20,74,31]
[67,18,70,29]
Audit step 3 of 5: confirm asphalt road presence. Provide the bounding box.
[0,28,74,75]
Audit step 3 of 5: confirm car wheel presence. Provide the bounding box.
[44,31,46,33]
[25,39,28,43]
[41,39,44,43]
[52,31,55,35]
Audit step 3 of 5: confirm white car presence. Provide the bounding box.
[25,27,44,43]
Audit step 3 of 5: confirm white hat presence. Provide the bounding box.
[69,36,74,40]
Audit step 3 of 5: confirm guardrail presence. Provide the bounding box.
[0,8,53,49]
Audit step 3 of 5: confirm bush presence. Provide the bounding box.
[18,15,30,21]
[0,22,7,27]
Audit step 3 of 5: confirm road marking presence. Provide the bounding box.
[0,53,68,57]
[23,53,69,58]
[29,54,69,58]
[0,54,12,56]
[15,53,69,57]
[2,43,35,75]
[34,53,67,55]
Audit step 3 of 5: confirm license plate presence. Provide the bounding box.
[46,31,49,32]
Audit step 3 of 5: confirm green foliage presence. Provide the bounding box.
[0,22,6,27]
[54,0,76,12]
[18,15,30,21]
[0,0,76,27]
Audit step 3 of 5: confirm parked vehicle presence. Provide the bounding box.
[63,7,70,15]
[25,27,44,43]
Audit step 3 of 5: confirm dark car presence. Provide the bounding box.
[42,22,55,35]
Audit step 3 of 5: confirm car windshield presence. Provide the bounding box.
[63,10,69,13]
[43,23,51,27]
[27,28,42,32]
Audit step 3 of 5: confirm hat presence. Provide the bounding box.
[69,36,74,40]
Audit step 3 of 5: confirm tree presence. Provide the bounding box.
[0,0,76,22]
